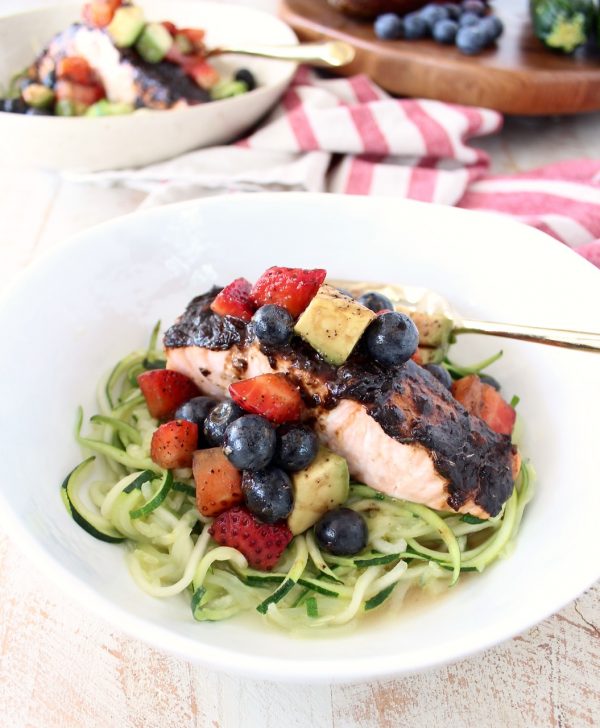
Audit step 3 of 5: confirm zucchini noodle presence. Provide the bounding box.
[61,329,535,633]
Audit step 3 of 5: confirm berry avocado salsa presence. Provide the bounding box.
[62,267,534,631]
[1,0,255,118]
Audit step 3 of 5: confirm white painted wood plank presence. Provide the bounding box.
[37,180,145,252]
[0,168,57,290]
[1,526,599,728]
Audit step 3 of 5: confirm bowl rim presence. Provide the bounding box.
[0,0,299,121]
[0,193,598,683]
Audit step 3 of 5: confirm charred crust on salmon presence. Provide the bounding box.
[164,288,249,350]
[165,289,516,517]
[329,360,515,517]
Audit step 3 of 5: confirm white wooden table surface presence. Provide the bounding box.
[1,1,599,726]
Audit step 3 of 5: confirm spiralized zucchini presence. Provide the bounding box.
[61,327,535,633]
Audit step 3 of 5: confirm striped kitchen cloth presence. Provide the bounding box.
[77,67,600,268]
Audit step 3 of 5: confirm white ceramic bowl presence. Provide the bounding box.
[0,1,296,171]
[1,194,598,683]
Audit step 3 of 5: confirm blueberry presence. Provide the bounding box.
[242,468,294,523]
[234,68,256,91]
[403,13,429,39]
[357,291,394,313]
[175,396,219,427]
[252,304,294,347]
[420,4,449,29]
[203,400,245,446]
[374,13,403,40]
[459,11,480,27]
[315,508,368,556]
[433,19,458,44]
[479,373,501,391]
[444,3,462,20]
[424,363,453,389]
[275,425,319,472]
[479,15,503,42]
[365,312,419,368]
[456,24,488,54]
[461,0,486,16]
[223,414,276,470]
[2,97,27,113]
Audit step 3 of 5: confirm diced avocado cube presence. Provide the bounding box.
[22,83,55,108]
[136,22,173,64]
[108,6,145,48]
[416,347,445,365]
[294,284,376,366]
[210,80,248,100]
[409,311,453,348]
[54,99,88,116]
[288,447,350,535]
[174,33,194,55]
[85,100,134,116]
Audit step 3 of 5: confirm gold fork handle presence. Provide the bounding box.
[456,319,600,353]
[212,41,356,68]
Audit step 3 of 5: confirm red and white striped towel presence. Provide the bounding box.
[78,68,600,268]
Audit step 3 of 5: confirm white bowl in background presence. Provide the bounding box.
[0,1,296,171]
[0,194,598,683]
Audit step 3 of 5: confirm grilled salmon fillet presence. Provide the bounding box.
[33,24,209,108]
[164,289,519,518]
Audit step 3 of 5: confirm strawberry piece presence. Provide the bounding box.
[452,375,516,436]
[185,58,220,90]
[193,448,243,517]
[151,420,198,469]
[179,27,206,51]
[55,80,105,106]
[82,0,121,28]
[210,278,255,321]
[161,20,178,36]
[137,369,200,420]
[410,350,423,365]
[229,373,303,424]
[165,45,191,65]
[250,267,326,318]
[57,57,95,85]
[209,507,293,571]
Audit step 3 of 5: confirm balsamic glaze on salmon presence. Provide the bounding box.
[165,289,517,517]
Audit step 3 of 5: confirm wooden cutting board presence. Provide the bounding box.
[279,0,600,114]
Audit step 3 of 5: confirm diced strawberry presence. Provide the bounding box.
[210,278,255,321]
[250,267,327,318]
[193,448,243,517]
[179,27,206,51]
[56,57,94,85]
[209,506,293,571]
[55,80,105,106]
[82,0,121,28]
[185,58,220,90]
[452,374,516,436]
[137,369,200,420]
[165,45,191,65]
[411,349,423,365]
[229,373,303,424]
[151,420,198,469]
[161,21,178,36]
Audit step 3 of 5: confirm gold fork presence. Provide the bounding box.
[331,279,600,355]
